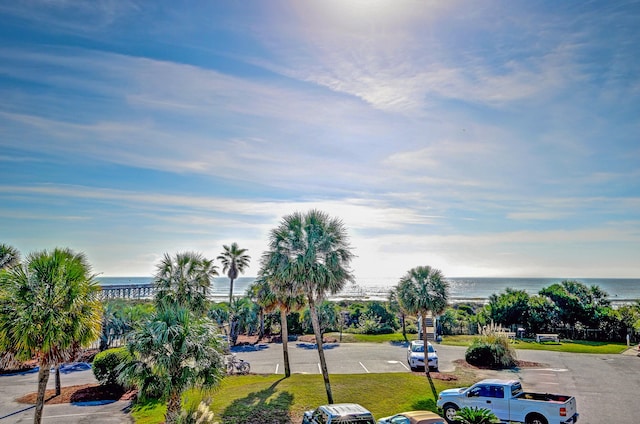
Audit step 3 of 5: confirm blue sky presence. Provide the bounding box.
[1,1,639,282]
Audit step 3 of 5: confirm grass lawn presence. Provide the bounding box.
[131,372,473,424]
[325,332,628,354]
[440,335,628,354]
[324,331,409,343]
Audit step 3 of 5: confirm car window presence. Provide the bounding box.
[511,383,523,397]
[314,410,328,424]
[468,386,482,397]
[390,416,410,424]
[427,344,435,353]
[411,344,424,352]
[490,386,505,398]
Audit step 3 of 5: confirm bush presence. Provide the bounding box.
[92,347,131,386]
[465,335,517,368]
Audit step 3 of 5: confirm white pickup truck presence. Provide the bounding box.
[436,379,578,424]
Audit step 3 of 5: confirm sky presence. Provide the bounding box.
[1,0,639,283]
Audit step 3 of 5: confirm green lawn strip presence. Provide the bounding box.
[440,335,627,354]
[325,331,409,343]
[132,373,470,423]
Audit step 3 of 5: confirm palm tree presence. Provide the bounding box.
[454,406,500,424]
[0,248,102,424]
[119,306,225,424]
[254,273,305,378]
[0,243,20,270]
[217,242,251,304]
[154,251,218,316]
[227,296,256,345]
[388,286,408,341]
[263,210,354,403]
[397,265,449,379]
[247,278,276,341]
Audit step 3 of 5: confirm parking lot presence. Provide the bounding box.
[233,341,640,424]
[1,342,638,424]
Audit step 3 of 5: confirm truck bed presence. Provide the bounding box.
[516,392,571,403]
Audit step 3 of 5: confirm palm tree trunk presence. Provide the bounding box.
[280,308,291,378]
[422,315,431,378]
[34,365,51,424]
[309,298,333,404]
[55,366,61,396]
[165,389,182,424]
[258,308,265,341]
[228,277,235,305]
[401,312,407,341]
[421,314,438,400]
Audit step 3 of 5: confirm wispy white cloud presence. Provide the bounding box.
[2,1,639,278]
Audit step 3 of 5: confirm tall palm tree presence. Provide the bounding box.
[217,242,251,304]
[0,243,20,270]
[154,251,218,316]
[263,210,354,403]
[0,248,102,424]
[119,306,225,424]
[397,265,449,379]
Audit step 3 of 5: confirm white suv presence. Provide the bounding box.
[407,340,438,371]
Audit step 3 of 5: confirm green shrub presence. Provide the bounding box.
[465,335,516,368]
[92,347,131,386]
[454,406,500,423]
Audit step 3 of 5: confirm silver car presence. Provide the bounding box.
[407,340,438,371]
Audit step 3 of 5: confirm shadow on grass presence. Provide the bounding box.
[221,378,293,424]
[410,398,437,411]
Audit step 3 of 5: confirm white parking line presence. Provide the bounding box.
[359,362,370,373]
[386,360,410,371]
[275,363,279,374]
[43,412,116,419]
[530,368,568,372]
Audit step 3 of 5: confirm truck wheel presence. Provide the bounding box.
[525,413,548,424]
[442,403,459,423]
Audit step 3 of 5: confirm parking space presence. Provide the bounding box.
[234,341,458,375]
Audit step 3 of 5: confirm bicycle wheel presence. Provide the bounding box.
[238,361,250,374]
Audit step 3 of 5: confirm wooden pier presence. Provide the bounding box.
[99,283,155,300]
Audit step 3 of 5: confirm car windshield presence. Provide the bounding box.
[411,343,435,353]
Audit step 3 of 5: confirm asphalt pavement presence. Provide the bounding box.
[1,343,638,424]
[232,341,640,424]
[0,367,131,424]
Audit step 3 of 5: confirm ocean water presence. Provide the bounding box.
[97,276,640,303]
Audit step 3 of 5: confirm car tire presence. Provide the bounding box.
[442,403,459,423]
[525,414,548,424]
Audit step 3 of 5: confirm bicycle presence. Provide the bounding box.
[225,354,250,375]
